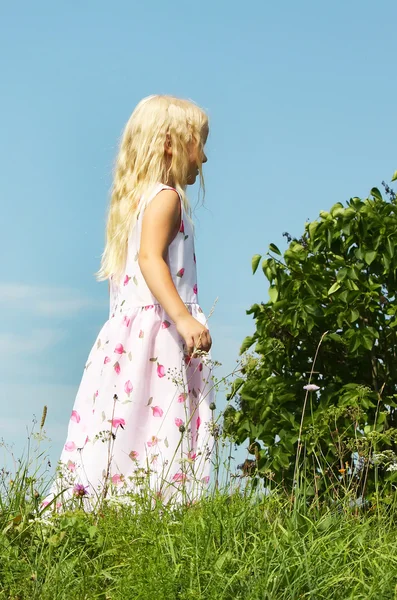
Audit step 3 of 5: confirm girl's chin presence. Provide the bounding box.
[187,173,198,185]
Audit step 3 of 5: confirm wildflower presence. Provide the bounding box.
[355,456,365,473]
[338,468,346,474]
[73,483,88,497]
[303,384,320,392]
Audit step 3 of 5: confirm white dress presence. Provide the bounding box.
[44,183,214,510]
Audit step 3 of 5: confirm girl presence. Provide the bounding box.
[44,95,214,510]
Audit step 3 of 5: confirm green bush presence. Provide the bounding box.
[224,177,397,499]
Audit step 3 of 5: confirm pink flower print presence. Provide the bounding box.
[157,363,165,378]
[95,390,99,397]
[176,268,185,278]
[147,435,160,447]
[70,410,80,423]
[193,283,198,295]
[162,320,171,329]
[114,343,125,355]
[110,418,125,429]
[201,475,210,484]
[151,406,164,417]
[64,441,76,452]
[144,305,154,310]
[196,416,201,430]
[179,219,185,233]
[172,472,187,483]
[175,418,184,428]
[123,315,131,327]
[114,361,121,374]
[111,474,123,485]
[104,356,111,364]
[177,393,187,403]
[123,275,131,286]
[188,451,197,461]
[124,380,133,396]
[67,460,76,472]
[129,450,139,460]
[139,329,144,338]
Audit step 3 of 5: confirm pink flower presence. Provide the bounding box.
[123,275,131,286]
[73,483,88,497]
[144,305,154,310]
[124,380,133,395]
[179,220,185,233]
[147,436,160,447]
[188,451,197,461]
[139,329,144,338]
[70,410,80,423]
[64,441,76,452]
[111,474,123,485]
[41,500,50,508]
[157,363,165,378]
[104,356,111,364]
[151,406,164,417]
[95,390,99,397]
[129,450,139,460]
[110,418,125,428]
[162,320,171,329]
[177,393,187,403]
[172,472,187,483]
[176,268,185,278]
[67,460,76,472]
[201,475,210,484]
[175,417,184,428]
[114,343,125,355]
[123,315,131,327]
[193,284,198,295]
[114,361,121,374]
[196,416,201,430]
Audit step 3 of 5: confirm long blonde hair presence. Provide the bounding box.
[96,95,208,282]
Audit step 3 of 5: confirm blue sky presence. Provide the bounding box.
[1,0,396,473]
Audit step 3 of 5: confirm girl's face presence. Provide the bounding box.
[186,126,208,186]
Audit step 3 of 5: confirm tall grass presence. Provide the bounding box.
[1,419,397,600]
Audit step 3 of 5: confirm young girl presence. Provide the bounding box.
[44,95,214,510]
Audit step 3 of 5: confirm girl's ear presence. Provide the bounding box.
[164,133,172,155]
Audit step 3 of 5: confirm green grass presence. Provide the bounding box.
[1,433,397,599]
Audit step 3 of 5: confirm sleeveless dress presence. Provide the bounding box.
[44,183,214,510]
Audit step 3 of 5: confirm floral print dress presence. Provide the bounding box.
[45,183,214,509]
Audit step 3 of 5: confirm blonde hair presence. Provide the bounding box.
[96,95,208,282]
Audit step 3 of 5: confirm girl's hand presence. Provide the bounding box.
[176,315,212,357]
